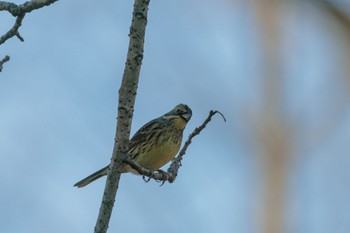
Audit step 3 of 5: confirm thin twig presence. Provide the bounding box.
[123,110,226,183]
[0,13,25,45]
[167,110,226,182]
[0,55,10,72]
[16,32,24,42]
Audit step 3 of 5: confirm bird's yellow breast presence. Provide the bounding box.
[133,137,181,171]
[129,120,185,173]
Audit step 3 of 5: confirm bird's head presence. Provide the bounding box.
[164,104,192,123]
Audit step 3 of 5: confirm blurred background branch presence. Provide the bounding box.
[249,1,350,233]
[252,1,288,233]
[320,0,350,93]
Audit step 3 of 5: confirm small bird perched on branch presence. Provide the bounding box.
[74,104,192,188]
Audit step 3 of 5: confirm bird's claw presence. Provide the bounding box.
[142,169,168,185]
[142,175,151,183]
[154,169,168,186]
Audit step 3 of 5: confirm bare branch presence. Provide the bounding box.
[0,0,57,16]
[123,157,173,182]
[123,110,226,183]
[0,13,25,45]
[0,55,10,71]
[0,0,58,69]
[94,0,150,232]
[0,0,57,45]
[18,0,57,14]
[167,110,226,182]
[0,1,19,15]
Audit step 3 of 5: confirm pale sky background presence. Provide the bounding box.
[1,0,350,233]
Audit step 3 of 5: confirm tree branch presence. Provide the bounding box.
[123,110,226,184]
[0,55,10,71]
[0,0,57,71]
[0,0,57,16]
[94,0,150,233]
[0,0,57,45]
[0,13,25,45]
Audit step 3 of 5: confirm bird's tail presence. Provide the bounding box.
[74,165,109,188]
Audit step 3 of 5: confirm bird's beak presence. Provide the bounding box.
[181,113,192,122]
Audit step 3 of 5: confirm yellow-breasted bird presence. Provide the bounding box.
[74,104,192,188]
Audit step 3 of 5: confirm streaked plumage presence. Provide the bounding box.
[74,104,192,188]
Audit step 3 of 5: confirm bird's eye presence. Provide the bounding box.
[176,108,182,114]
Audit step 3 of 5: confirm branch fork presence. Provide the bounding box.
[0,0,58,71]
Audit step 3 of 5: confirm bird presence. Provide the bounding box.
[74,104,192,188]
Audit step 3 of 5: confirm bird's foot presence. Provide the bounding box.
[142,175,152,183]
[154,169,168,186]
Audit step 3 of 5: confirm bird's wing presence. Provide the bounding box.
[128,117,164,158]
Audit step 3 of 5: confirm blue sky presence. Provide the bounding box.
[1,1,350,233]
